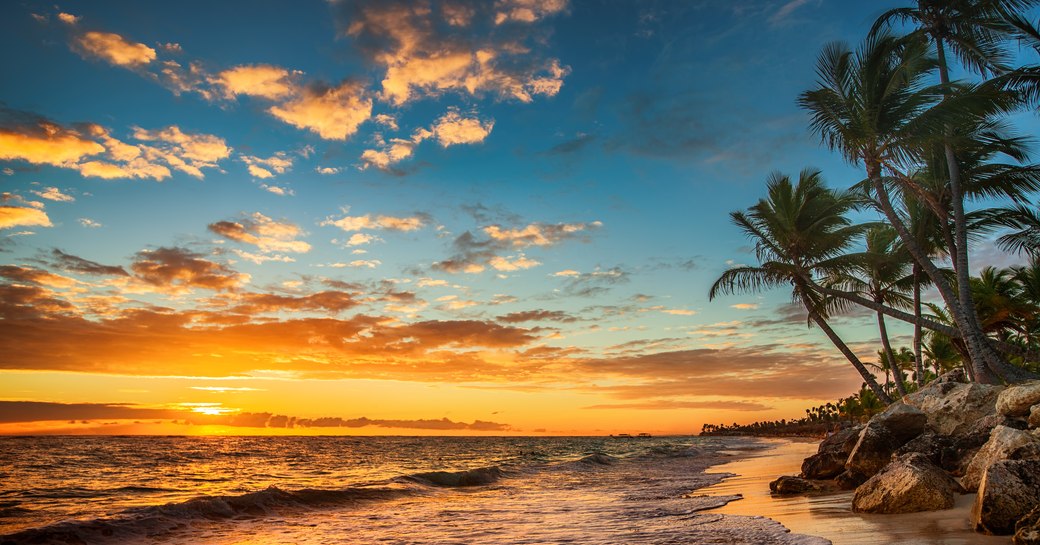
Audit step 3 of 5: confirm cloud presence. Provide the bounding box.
[73,31,157,67]
[131,126,231,178]
[488,254,540,271]
[259,183,294,196]
[553,267,629,297]
[316,166,341,175]
[0,401,512,431]
[240,153,293,179]
[212,64,295,100]
[208,213,311,256]
[0,206,52,229]
[583,400,773,411]
[484,221,601,247]
[434,220,600,274]
[730,303,759,310]
[497,309,576,323]
[31,187,74,202]
[360,109,493,171]
[78,218,102,228]
[57,12,81,25]
[130,247,249,292]
[268,81,373,140]
[48,249,128,276]
[0,265,79,288]
[335,0,569,105]
[227,290,361,315]
[0,108,106,166]
[769,0,815,25]
[494,0,568,24]
[321,210,427,232]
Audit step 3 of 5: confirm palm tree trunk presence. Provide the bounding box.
[869,171,999,383]
[878,310,909,398]
[802,293,893,404]
[913,265,925,386]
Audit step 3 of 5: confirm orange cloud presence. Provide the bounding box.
[74,31,157,67]
[268,81,373,140]
[209,212,311,256]
[339,0,569,105]
[321,211,427,232]
[240,153,293,179]
[0,206,51,229]
[0,112,105,166]
[212,64,295,99]
[130,247,249,293]
[359,109,493,170]
[484,221,601,247]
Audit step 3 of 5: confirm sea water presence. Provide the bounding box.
[0,435,826,544]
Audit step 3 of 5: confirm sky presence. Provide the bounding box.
[1,0,1030,436]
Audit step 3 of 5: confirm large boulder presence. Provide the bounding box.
[972,459,1040,535]
[998,381,1040,418]
[801,425,862,480]
[852,452,963,514]
[962,425,1040,492]
[844,403,928,485]
[1015,505,1040,545]
[906,380,1002,437]
[895,432,953,469]
[1029,405,1040,430]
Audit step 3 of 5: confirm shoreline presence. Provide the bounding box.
[702,438,1011,545]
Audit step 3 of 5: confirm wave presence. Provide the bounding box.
[0,485,413,545]
[577,452,618,465]
[403,465,504,487]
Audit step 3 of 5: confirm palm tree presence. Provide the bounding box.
[799,32,1031,383]
[709,169,892,404]
[870,0,1040,381]
[978,202,1040,257]
[836,225,915,397]
[924,329,966,375]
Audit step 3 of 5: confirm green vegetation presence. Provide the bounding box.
[710,0,1040,417]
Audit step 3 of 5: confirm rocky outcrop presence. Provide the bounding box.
[895,432,953,469]
[906,380,1002,436]
[998,381,1040,418]
[1029,406,1040,430]
[843,404,927,485]
[769,475,817,495]
[852,453,963,514]
[972,459,1040,535]
[1015,505,1040,545]
[962,426,1040,492]
[801,425,861,480]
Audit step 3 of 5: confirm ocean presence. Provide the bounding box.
[0,435,825,544]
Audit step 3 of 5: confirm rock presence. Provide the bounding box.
[1030,405,1040,430]
[895,432,953,468]
[906,381,1002,436]
[962,425,1040,492]
[769,475,817,495]
[998,381,1040,418]
[844,404,928,485]
[835,470,861,490]
[801,426,862,480]
[851,452,963,514]
[972,459,1040,535]
[1015,505,1040,545]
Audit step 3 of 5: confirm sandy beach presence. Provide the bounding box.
[703,438,1012,545]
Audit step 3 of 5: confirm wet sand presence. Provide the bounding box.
[702,438,1012,545]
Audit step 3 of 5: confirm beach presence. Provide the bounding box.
[2,435,1019,544]
[703,438,1012,545]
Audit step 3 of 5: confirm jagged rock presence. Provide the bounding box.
[835,470,860,490]
[851,452,963,514]
[844,404,927,485]
[1015,505,1040,545]
[963,426,1040,492]
[769,475,817,495]
[972,460,1040,535]
[998,381,1040,418]
[906,380,1002,437]
[801,425,862,480]
[948,414,1005,475]
[895,432,953,469]
[1029,405,1040,430]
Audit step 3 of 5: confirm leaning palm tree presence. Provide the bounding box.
[709,169,892,404]
[835,225,915,397]
[799,32,1031,383]
[977,202,1040,257]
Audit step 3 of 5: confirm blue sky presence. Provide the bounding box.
[1,0,1032,434]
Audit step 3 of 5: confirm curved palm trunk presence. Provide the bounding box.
[913,266,925,386]
[878,310,909,398]
[870,171,999,383]
[932,39,1037,384]
[802,293,893,405]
